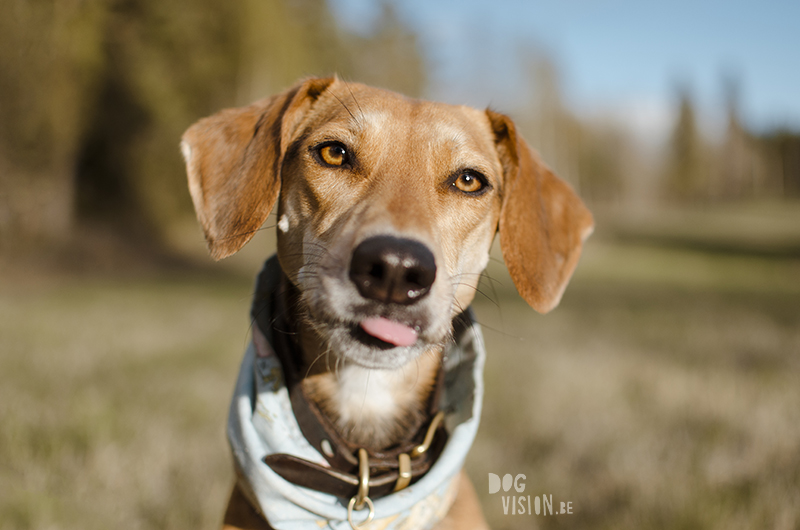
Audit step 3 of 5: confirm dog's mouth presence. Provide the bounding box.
[347,317,421,350]
[308,311,435,370]
[358,317,419,347]
[335,318,429,369]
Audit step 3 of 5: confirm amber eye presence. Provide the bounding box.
[453,172,487,194]
[317,142,349,167]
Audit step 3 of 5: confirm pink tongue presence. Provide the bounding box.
[360,317,418,347]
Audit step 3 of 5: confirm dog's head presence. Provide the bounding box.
[181,77,593,370]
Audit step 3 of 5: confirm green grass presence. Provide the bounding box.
[1,227,799,529]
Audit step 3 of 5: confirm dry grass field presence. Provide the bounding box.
[1,205,799,530]
[473,238,800,530]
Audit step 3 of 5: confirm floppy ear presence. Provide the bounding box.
[180,77,335,259]
[487,110,594,313]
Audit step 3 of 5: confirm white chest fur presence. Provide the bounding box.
[332,365,403,426]
[316,354,440,447]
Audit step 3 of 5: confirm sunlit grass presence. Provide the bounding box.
[471,244,800,530]
[1,231,798,529]
[0,276,254,530]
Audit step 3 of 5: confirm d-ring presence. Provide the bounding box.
[347,495,375,530]
[355,448,369,509]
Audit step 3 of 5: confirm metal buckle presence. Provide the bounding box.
[394,453,411,492]
[348,448,374,529]
[410,410,445,458]
[351,411,445,519]
[394,410,445,492]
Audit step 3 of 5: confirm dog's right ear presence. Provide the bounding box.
[181,77,335,260]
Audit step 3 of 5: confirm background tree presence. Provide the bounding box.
[663,89,707,201]
[0,0,106,245]
[715,75,759,199]
[0,0,425,258]
[759,130,800,197]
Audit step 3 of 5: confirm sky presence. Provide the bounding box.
[329,0,800,141]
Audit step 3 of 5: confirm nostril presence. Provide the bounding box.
[405,270,421,287]
[368,263,385,281]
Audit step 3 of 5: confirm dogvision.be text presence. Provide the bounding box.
[488,473,573,516]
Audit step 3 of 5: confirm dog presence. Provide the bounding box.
[181,77,593,530]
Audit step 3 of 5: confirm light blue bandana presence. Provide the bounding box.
[226,268,486,529]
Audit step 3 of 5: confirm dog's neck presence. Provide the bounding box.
[279,278,442,449]
[300,345,442,449]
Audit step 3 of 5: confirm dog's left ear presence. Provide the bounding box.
[487,110,594,313]
[181,77,335,259]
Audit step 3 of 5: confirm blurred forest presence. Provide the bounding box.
[2,0,798,266]
[513,56,800,208]
[0,0,425,262]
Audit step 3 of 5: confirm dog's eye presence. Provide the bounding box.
[316,142,349,167]
[453,172,488,195]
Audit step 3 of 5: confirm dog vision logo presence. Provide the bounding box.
[488,473,573,516]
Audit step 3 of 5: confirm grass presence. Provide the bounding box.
[0,275,253,530]
[471,236,800,529]
[1,206,799,529]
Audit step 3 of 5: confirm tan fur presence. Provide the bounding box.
[302,346,442,447]
[487,110,594,312]
[182,77,593,530]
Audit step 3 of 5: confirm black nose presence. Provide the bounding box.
[349,236,437,305]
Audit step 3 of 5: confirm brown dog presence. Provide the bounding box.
[182,77,592,530]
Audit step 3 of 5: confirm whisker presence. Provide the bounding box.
[450,280,499,308]
[343,79,365,123]
[406,353,421,393]
[469,313,521,339]
[305,348,330,379]
[359,370,371,426]
[325,345,334,374]
[483,269,505,323]
[330,90,357,122]
[454,271,505,287]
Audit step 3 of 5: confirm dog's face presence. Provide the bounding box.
[274,86,503,369]
[182,77,593,370]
